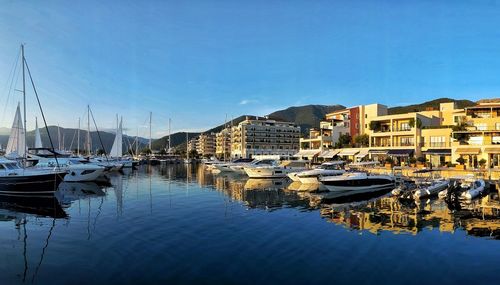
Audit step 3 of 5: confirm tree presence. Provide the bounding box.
[456,156,465,165]
[354,134,369,147]
[479,158,487,167]
[336,133,352,148]
[408,118,415,128]
[142,148,152,155]
[96,149,105,156]
[159,149,167,155]
[416,118,422,129]
[452,123,470,143]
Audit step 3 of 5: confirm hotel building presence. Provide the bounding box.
[215,127,231,160]
[197,133,216,158]
[450,100,500,169]
[230,116,300,159]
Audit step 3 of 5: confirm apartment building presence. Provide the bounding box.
[230,116,300,159]
[450,100,500,169]
[366,102,460,166]
[215,127,231,160]
[187,138,197,153]
[197,133,216,158]
[299,104,387,160]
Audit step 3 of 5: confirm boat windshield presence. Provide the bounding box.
[3,162,21,170]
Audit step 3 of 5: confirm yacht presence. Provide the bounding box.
[34,157,105,182]
[0,158,66,195]
[229,159,274,174]
[213,158,254,172]
[295,161,345,184]
[244,160,307,178]
[319,172,395,198]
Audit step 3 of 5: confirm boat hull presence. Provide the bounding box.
[0,172,66,195]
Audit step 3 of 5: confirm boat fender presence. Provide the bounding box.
[71,171,76,176]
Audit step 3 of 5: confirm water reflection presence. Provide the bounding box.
[200,164,500,239]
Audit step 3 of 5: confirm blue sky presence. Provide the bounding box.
[1,0,500,137]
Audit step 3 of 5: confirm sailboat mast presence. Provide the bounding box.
[186,132,189,160]
[149,111,152,151]
[77,117,80,155]
[135,127,139,157]
[168,118,171,152]
[21,44,27,160]
[87,105,91,155]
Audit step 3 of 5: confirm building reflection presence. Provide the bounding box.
[319,193,500,238]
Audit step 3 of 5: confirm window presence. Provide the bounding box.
[400,123,410,131]
[496,123,500,130]
[468,136,483,145]
[430,136,446,147]
[475,123,487,131]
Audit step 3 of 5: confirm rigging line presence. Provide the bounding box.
[68,126,77,151]
[24,58,60,168]
[88,106,109,162]
[1,49,21,124]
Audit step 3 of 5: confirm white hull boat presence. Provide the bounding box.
[413,179,449,200]
[319,172,395,198]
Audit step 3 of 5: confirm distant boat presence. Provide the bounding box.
[109,116,132,168]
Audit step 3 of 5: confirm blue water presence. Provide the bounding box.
[0,165,499,285]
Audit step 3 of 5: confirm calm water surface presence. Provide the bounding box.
[1,164,499,285]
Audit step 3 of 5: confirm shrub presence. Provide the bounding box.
[416,157,426,163]
[456,157,465,165]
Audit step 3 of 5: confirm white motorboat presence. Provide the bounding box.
[296,161,345,184]
[230,159,274,174]
[213,158,254,172]
[35,157,105,182]
[244,160,307,178]
[413,179,449,200]
[319,172,395,198]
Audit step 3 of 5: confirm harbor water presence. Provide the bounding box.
[0,164,499,285]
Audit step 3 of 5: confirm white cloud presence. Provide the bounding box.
[239,99,256,105]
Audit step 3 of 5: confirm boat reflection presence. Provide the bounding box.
[0,194,67,219]
[56,182,105,206]
[211,176,309,210]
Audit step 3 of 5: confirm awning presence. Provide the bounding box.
[318,149,340,158]
[338,149,360,156]
[485,148,500,153]
[293,149,320,159]
[387,149,414,157]
[423,149,452,155]
[455,148,481,155]
[369,149,388,154]
[355,149,369,158]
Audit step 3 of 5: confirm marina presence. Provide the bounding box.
[0,164,499,284]
[2,1,500,284]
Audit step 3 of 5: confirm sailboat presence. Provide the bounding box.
[0,45,67,195]
[5,103,26,160]
[110,116,132,168]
